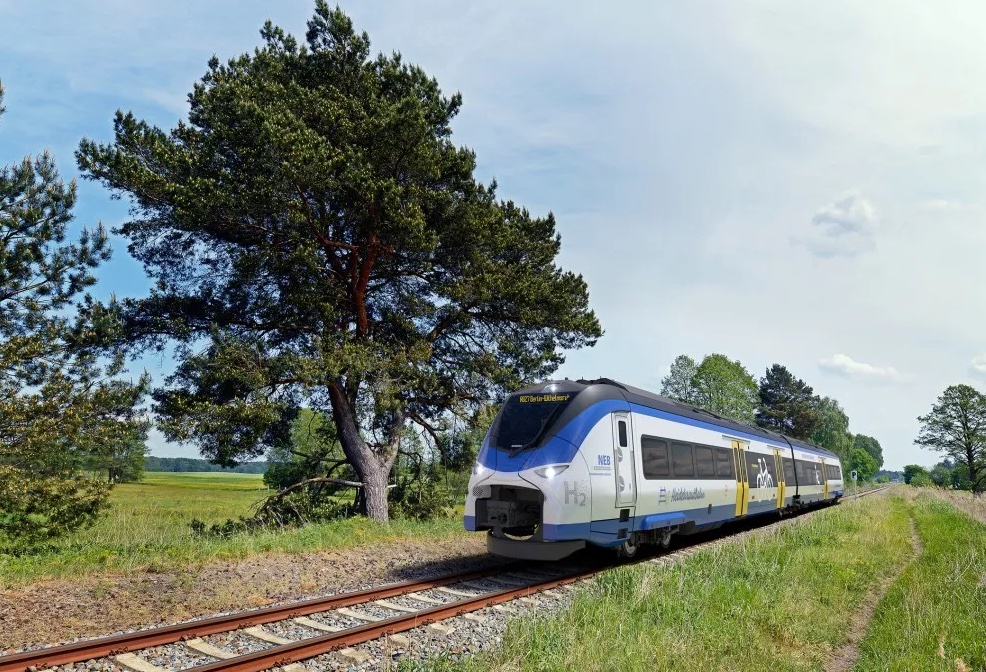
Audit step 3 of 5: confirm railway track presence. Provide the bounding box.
[1,485,892,672]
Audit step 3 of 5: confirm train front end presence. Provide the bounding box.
[463,381,592,561]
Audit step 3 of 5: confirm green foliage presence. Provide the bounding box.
[659,354,697,403]
[263,408,351,490]
[755,363,820,439]
[903,464,930,485]
[76,3,601,521]
[83,423,150,483]
[0,467,110,547]
[911,472,933,487]
[915,384,986,495]
[0,79,149,546]
[853,433,884,469]
[847,447,879,481]
[810,396,854,460]
[927,459,972,491]
[690,353,758,423]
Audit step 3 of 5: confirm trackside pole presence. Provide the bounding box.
[852,470,858,501]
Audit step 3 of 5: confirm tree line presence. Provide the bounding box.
[145,457,268,474]
[660,354,884,480]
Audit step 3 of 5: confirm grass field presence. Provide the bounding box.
[855,494,986,671]
[419,494,918,672]
[0,472,468,588]
[412,489,986,672]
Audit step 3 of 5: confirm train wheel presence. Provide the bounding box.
[616,536,639,559]
[658,530,672,549]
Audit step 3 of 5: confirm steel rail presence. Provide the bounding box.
[0,562,519,672]
[181,487,895,672]
[0,485,894,672]
[185,568,599,672]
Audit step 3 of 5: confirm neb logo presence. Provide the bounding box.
[597,455,611,466]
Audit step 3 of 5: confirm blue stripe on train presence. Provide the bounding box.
[477,399,837,472]
[468,497,830,548]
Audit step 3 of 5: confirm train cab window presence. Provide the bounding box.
[641,437,670,479]
[714,448,734,478]
[694,446,716,477]
[671,442,694,478]
[784,458,795,483]
[618,420,628,448]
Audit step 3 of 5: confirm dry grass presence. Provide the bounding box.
[919,487,986,525]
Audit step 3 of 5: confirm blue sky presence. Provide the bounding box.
[3,0,986,469]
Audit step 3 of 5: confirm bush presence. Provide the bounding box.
[0,467,110,548]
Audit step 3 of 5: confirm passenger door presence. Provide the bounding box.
[821,458,829,499]
[731,439,749,516]
[611,413,636,507]
[773,448,785,509]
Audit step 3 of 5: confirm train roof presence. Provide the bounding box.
[513,377,840,460]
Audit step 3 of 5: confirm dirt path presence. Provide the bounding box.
[824,517,923,672]
[0,536,501,651]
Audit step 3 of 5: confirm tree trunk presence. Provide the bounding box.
[361,467,390,521]
[327,379,399,522]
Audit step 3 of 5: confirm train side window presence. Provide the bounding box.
[694,446,716,477]
[671,442,694,478]
[618,420,628,447]
[784,458,795,483]
[641,437,670,479]
[714,447,734,478]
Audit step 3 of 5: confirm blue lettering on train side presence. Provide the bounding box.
[597,455,611,466]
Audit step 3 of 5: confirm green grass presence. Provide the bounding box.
[0,472,468,588]
[854,494,986,671]
[416,496,915,672]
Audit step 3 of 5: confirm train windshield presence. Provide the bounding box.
[494,390,580,452]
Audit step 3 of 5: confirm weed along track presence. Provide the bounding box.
[0,487,891,672]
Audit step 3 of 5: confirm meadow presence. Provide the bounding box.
[0,472,467,588]
[416,490,986,672]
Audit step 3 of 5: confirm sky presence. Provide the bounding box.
[2,0,984,470]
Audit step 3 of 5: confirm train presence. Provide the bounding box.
[464,378,843,560]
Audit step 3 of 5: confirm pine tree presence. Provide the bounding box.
[76,5,601,522]
[0,81,149,545]
[755,364,820,439]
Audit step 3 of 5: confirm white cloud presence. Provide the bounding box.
[795,191,878,258]
[818,354,905,384]
[969,355,986,378]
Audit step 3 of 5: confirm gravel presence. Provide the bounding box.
[205,630,272,655]
[139,642,219,669]
[2,536,506,650]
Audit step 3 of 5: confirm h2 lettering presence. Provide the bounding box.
[565,481,587,507]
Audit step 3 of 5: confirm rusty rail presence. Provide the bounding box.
[0,562,519,672]
[186,568,597,672]
[0,485,894,672]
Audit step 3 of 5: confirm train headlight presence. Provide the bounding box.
[472,463,485,476]
[534,464,569,479]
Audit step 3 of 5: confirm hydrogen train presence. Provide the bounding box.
[464,378,844,560]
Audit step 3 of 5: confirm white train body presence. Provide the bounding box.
[464,378,843,560]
